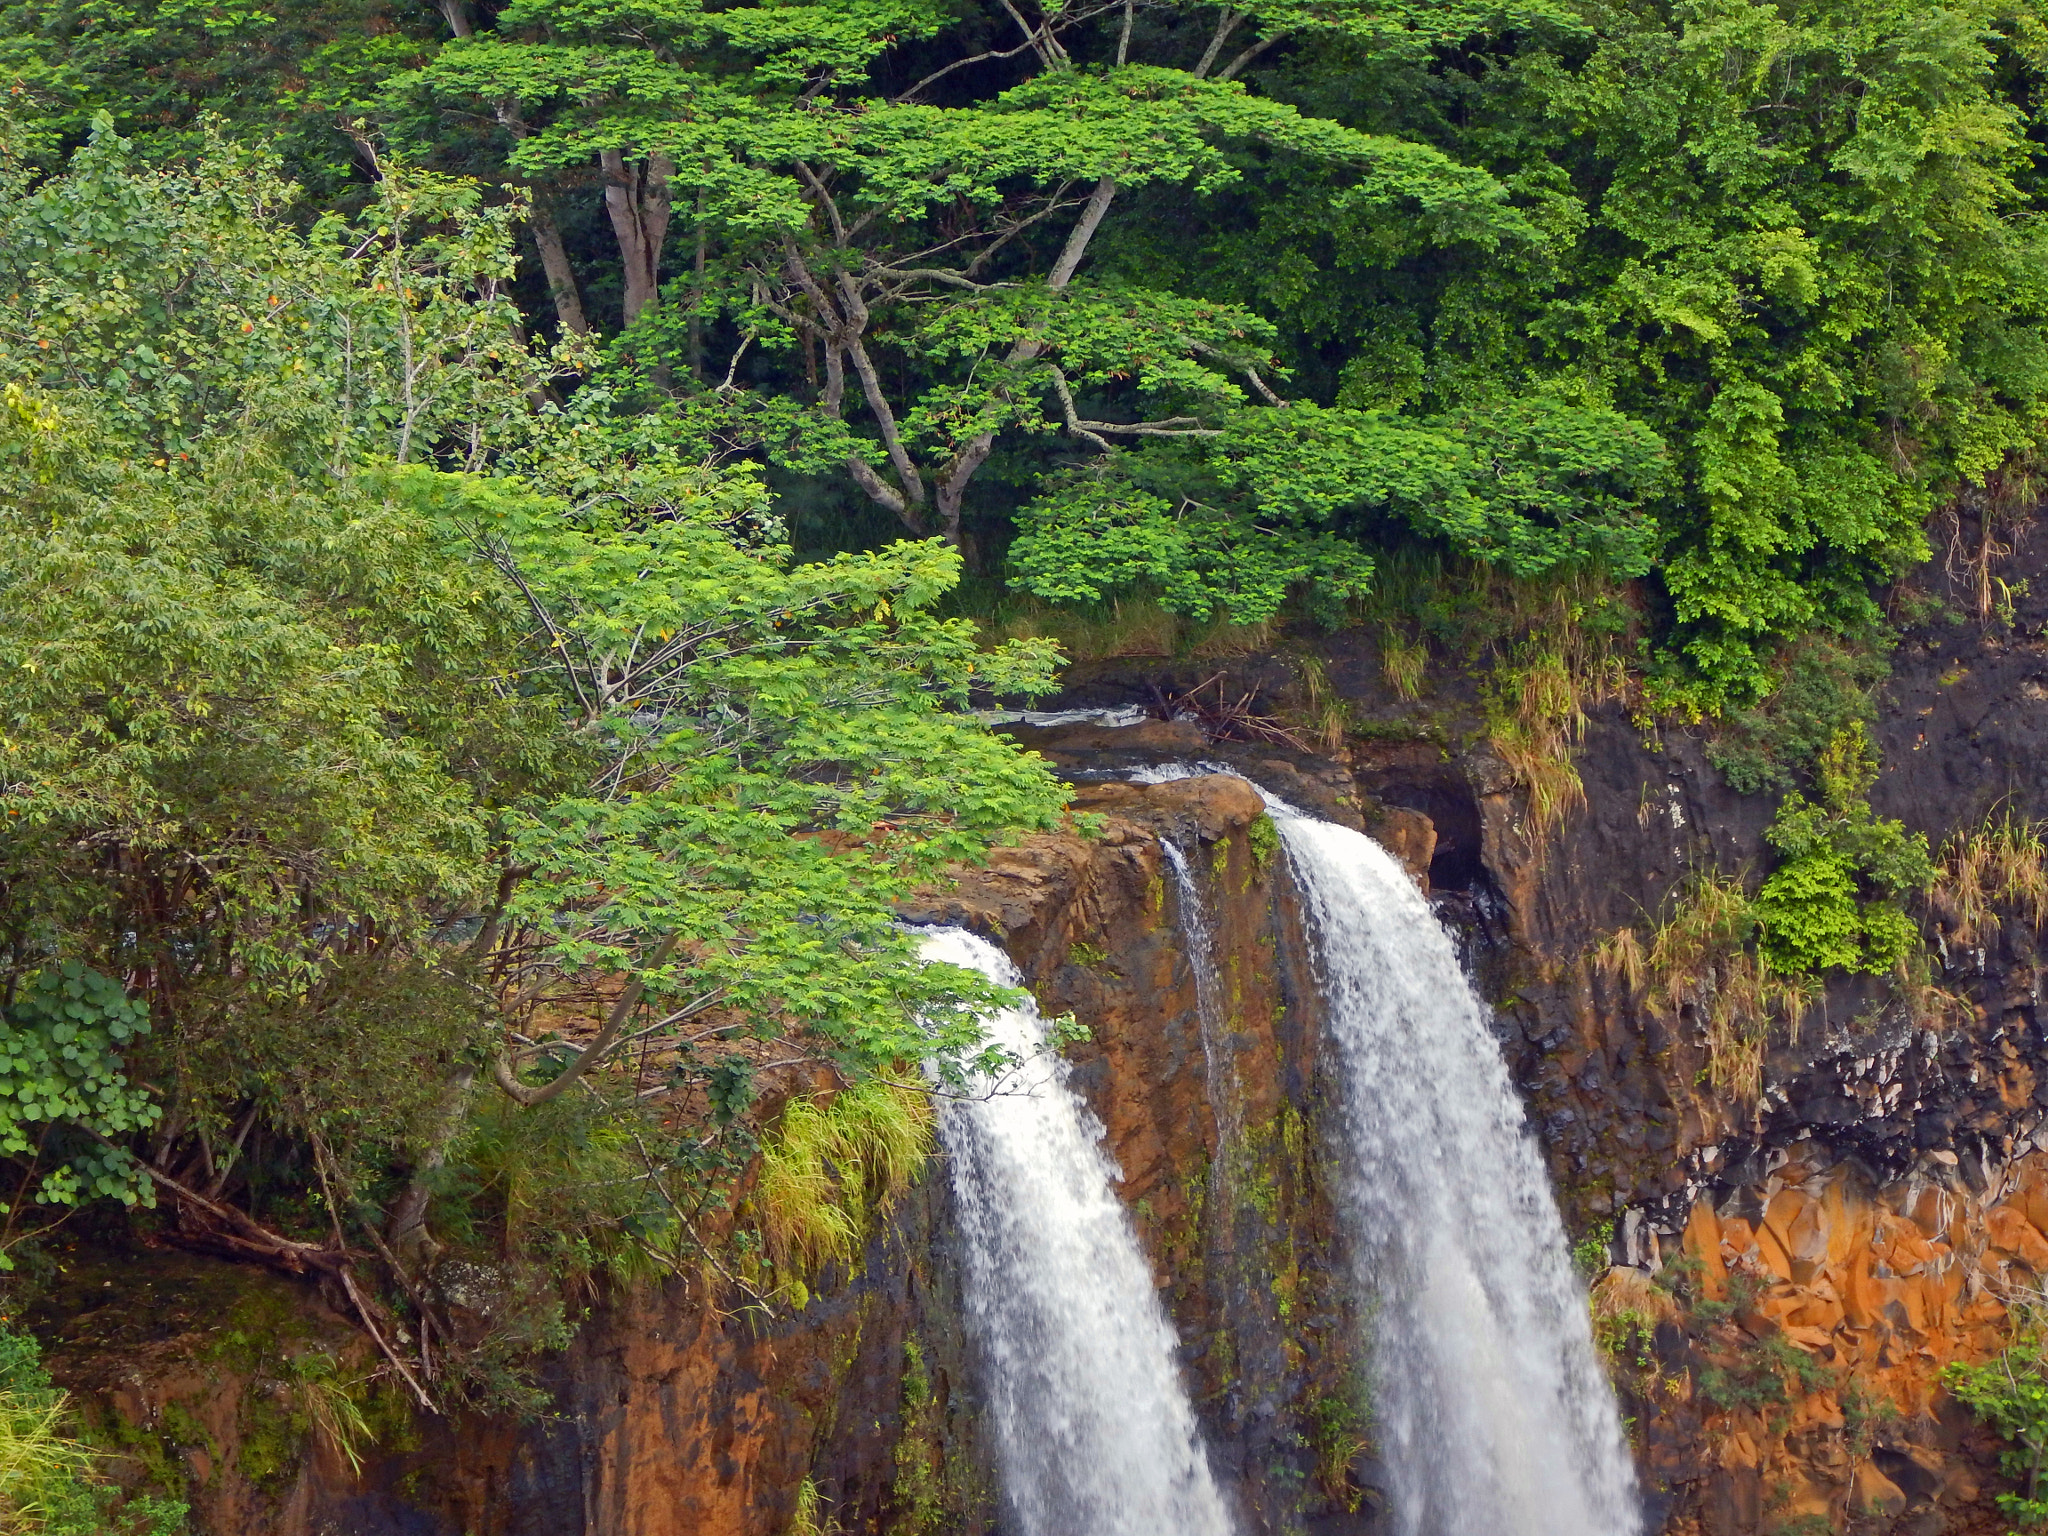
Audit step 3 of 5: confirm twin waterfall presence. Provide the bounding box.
[920,779,1640,1536]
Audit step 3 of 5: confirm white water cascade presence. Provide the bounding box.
[917,926,1238,1536]
[1269,800,1643,1536]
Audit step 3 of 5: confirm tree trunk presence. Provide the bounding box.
[600,149,674,327]
[385,1062,477,1266]
[529,204,590,337]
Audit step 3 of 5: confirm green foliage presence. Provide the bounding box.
[1010,397,1666,623]
[1696,1334,1827,1413]
[1754,725,1933,975]
[1247,814,1281,869]
[1947,1349,2048,1530]
[1707,636,1890,795]
[0,102,1079,1398]
[0,965,159,1223]
[409,462,1069,1081]
[0,117,569,469]
[14,0,2048,697]
[889,1338,943,1536]
[1571,1219,1615,1279]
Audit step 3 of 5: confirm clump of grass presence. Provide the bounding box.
[287,1355,373,1477]
[991,594,1180,659]
[1937,809,2048,947]
[0,1324,183,1534]
[1188,613,1277,658]
[1593,875,1814,1103]
[0,1393,95,1531]
[790,1475,842,1536]
[1379,625,1427,701]
[1588,1265,1678,1376]
[1488,647,1590,838]
[755,1080,934,1275]
[1290,654,1352,751]
[1308,1392,1371,1513]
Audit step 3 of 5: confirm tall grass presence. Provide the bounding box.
[755,1080,934,1276]
[1488,647,1589,837]
[1379,625,1427,702]
[976,593,1275,663]
[0,1392,96,1532]
[0,1325,182,1535]
[1937,809,2048,947]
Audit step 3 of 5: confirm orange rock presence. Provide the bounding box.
[1849,1460,1907,1518]
[1987,1204,2048,1270]
[1685,1200,1730,1296]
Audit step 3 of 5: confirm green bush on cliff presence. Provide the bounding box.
[1755,726,1932,976]
[1947,1350,2048,1532]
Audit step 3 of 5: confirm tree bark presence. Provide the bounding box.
[385,1062,478,1265]
[601,149,675,327]
[529,204,590,337]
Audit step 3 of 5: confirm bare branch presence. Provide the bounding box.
[1049,367,1113,452]
[496,931,683,1108]
[1193,6,1243,78]
[1220,29,1285,80]
[1048,177,1118,291]
[1072,416,1221,437]
[792,161,848,245]
[896,35,1044,103]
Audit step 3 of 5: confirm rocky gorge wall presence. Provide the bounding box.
[42,515,2048,1536]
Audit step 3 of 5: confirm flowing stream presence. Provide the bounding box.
[917,926,1237,1536]
[1268,799,1642,1536]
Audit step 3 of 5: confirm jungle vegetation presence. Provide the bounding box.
[3,0,2048,1483]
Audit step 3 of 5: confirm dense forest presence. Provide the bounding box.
[5,0,2048,1529]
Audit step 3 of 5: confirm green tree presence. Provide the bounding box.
[387,0,1545,542]
[0,122,1069,1394]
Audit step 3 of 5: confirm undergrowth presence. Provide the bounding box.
[750,1081,933,1305]
[1937,810,2048,950]
[1594,874,1813,1103]
[0,1326,186,1534]
[1947,1285,2048,1531]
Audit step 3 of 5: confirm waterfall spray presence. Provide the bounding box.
[919,926,1237,1536]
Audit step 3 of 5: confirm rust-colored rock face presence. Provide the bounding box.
[1608,1144,2037,1535]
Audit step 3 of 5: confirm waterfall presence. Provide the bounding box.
[1268,802,1642,1536]
[918,926,1238,1536]
[1160,842,1238,1151]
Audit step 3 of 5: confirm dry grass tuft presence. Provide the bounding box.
[1592,875,1812,1104]
[1937,809,2048,948]
[1489,647,1589,837]
[1590,1264,1680,1328]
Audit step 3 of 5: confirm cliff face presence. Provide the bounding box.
[46,519,2048,1536]
[47,773,1376,1536]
